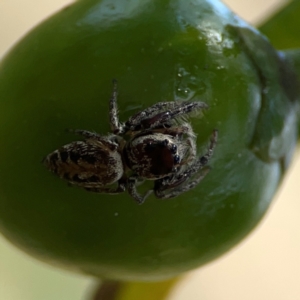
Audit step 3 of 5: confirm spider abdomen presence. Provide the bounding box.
[44,140,123,187]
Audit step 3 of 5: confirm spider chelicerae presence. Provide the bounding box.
[44,80,218,204]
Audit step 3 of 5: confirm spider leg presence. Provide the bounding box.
[136,122,194,138]
[109,79,127,134]
[67,129,119,151]
[178,129,218,178]
[184,129,197,165]
[154,160,211,199]
[127,176,153,205]
[150,122,194,135]
[126,101,208,131]
[126,102,171,130]
[84,180,126,194]
[197,129,218,166]
[67,129,102,139]
[155,167,210,199]
[154,129,218,199]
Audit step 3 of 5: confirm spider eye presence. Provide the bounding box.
[171,144,177,153]
[145,141,154,151]
[174,155,180,164]
[163,139,169,146]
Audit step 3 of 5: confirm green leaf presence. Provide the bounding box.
[259,1,300,138]
[259,0,300,49]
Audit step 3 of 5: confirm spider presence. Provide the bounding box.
[44,80,218,204]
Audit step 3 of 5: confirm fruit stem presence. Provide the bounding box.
[90,278,180,300]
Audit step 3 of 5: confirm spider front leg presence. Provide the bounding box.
[154,167,211,199]
[85,180,126,195]
[126,101,208,131]
[154,129,218,199]
[67,129,119,151]
[67,129,102,139]
[127,176,153,205]
[109,79,127,134]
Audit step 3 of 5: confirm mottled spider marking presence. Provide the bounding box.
[45,140,123,187]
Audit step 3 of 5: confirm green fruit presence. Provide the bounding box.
[0,0,298,281]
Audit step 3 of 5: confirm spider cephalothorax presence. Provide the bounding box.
[44,80,218,204]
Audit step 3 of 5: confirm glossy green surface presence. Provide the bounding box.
[0,0,298,281]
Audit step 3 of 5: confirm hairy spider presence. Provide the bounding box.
[44,80,218,204]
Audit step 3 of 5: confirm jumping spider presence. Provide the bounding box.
[44,80,218,204]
